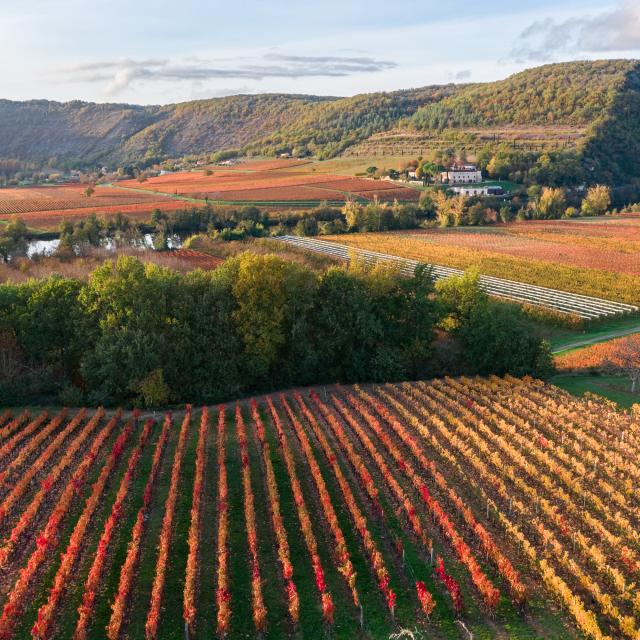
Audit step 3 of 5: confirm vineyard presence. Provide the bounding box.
[319,229,640,310]
[0,377,636,638]
[117,164,419,205]
[0,185,188,230]
[280,236,639,320]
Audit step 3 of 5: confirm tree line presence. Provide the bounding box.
[0,254,552,407]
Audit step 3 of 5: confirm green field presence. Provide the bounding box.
[551,373,638,408]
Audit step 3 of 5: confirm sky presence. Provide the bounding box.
[1,0,639,105]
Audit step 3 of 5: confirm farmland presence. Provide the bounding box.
[117,161,419,205]
[280,236,639,320]
[555,334,640,371]
[325,218,640,308]
[0,184,188,231]
[0,376,637,638]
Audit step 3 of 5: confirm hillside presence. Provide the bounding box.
[1,59,639,184]
[348,60,640,185]
[0,94,333,166]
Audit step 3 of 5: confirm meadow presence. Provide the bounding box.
[0,376,638,639]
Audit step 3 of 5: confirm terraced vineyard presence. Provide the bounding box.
[279,236,639,320]
[0,376,637,638]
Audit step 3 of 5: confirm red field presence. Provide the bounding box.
[170,248,225,269]
[118,163,418,203]
[395,215,640,276]
[0,185,187,230]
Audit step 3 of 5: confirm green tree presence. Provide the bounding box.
[136,368,170,407]
[435,269,488,330]
[231,253,316,385]
[460,302,554,377]
[0,216,28,262]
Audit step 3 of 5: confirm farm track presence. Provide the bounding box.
[277,235,639,319]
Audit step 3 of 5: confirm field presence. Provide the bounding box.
[326,217,640,307]
[117,161,419,205]
[0,377,637,638]
[555,334,640,371]
[343,125,588,159]
[410,218,640,276]
[280,235,638,320]
[552,373,640,409]
[0,185,189,231]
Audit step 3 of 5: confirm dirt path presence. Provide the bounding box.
[552,323,640,354]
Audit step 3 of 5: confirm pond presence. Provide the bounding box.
[26,233,185,258]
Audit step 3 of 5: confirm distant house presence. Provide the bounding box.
[452,185,505,197]
[440,164,482,184]
[407,170,418,179]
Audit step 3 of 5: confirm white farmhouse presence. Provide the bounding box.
[440,164,482,184]
[451,185,504,197]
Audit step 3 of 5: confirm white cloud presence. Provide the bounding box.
[511,1,640,60]
[60,53,398,96]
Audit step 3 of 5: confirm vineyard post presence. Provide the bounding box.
[359,603,364,629]
[184,621,189,640]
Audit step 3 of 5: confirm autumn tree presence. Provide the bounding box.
[604,335,640,393]
[581,185,611,217]
[538,187,566,219]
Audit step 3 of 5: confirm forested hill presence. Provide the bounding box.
[410,59,638,129]
[0,59,639,178]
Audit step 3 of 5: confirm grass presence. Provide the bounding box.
[526,313,640,352]
[551,373,639,408]
[305,156,413,175]
[548,314,640,353]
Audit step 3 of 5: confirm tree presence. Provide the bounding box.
[342,200,364,231]
[460,302,554,378]
[0,216,28,262]
[435,269,488,330]
[433,191,453,227]
[538,187,566,219]
[366,166,378,175]
[294,217,318,236]
[604,335,640,393]
[231,254,316,385]
[136,368,170,407]
[84,186,95,198]
[581,185,611,217]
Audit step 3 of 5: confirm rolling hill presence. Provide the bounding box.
[1,59,639,184]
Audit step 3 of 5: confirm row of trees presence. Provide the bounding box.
[421,184,615,228]
[0,254,551,406]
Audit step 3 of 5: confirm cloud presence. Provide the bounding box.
[61,53,398,95]
[453,69,472,80]
[511,1,640,61]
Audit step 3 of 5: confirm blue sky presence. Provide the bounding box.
[1,0,639,104]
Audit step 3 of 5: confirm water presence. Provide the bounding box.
[26,232,184,259]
